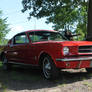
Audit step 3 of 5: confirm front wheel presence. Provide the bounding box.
[2,55,11,70]
[42,55,60,80]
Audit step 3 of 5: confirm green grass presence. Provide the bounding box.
[83,81,92,88]
[10,70,41,82]
[0,62,42,92]
[57,83,66,87]
[75,90,79,92]
[0,62,2,67]
[54,77,67,87]
[1,61,92,92]
[88,73,92,77]
[0,61,41,81]
[0,83,7,92]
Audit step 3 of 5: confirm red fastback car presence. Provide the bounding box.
[1,30,92,79]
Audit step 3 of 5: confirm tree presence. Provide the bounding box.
[86,0,92,41]
[0,10,9,45]
[21,0,88,40]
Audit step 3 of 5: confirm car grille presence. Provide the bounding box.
[79,45,92,53]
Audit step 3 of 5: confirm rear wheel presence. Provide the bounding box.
[42,55,60,80]
[2,55,11,70]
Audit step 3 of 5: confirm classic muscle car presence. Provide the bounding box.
[1,30,92,79]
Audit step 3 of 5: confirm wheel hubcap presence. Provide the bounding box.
[43,57,51,79]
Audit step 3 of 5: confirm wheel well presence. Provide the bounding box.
[39,53,50,68]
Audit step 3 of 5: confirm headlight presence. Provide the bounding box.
[63,47,69,55]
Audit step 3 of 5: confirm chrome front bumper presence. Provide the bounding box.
[56,57,92,62]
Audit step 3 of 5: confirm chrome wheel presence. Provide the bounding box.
[43,57,51,79]
[42,55,60,79]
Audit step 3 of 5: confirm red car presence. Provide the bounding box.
[1,30,92,79]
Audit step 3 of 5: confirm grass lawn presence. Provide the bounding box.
[0,62,2,67]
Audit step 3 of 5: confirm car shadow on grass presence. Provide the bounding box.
[0,64,92,91]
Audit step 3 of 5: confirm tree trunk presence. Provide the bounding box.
[87,0,92,41]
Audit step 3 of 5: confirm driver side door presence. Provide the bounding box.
[7,33,30,63]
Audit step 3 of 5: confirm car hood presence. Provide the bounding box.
[33,40,92,47]
[50,41,92,46]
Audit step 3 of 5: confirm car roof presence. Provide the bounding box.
[13,30,57,38]
[25,29,56,33]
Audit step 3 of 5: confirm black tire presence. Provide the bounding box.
[86,68,92,73]
[2,55,11,70]
[42,55,60,80]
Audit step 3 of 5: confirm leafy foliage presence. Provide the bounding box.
[0,10,9,45]
[86,0,92,41]
[21,0,88,40]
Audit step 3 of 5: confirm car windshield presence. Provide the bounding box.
[29,31,67,42]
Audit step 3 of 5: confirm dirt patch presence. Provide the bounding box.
[0,64,92,92]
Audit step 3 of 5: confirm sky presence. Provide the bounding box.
[0,0,53,39]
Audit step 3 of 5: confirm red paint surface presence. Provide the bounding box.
[56,61,91,69]
[1,30,92,69]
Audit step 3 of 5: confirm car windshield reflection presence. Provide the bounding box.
[29,31,67,42]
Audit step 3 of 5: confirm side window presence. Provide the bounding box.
[29,34,41,42]
[29,32,40,42]
[14,33,29,44]
[29,32,48,42]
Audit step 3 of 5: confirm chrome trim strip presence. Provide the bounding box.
[9,62,39,67]
[56,57,92,61]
